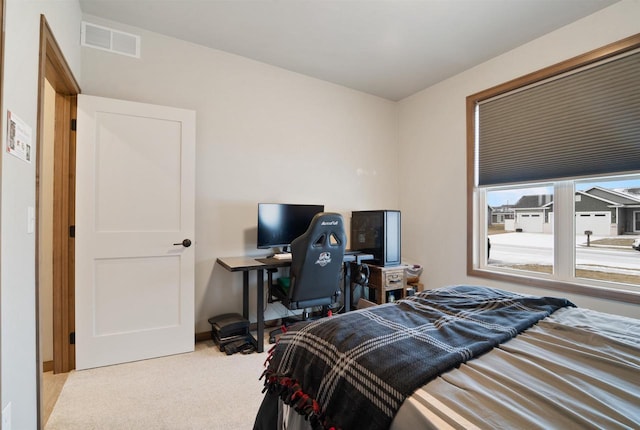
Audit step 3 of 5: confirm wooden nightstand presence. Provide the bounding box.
[365,264,407,304]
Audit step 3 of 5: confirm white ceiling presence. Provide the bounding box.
[79,0,618,101]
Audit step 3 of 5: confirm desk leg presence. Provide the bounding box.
[256,269,265,353]
[242,271,249,319]
[343,262,351,313]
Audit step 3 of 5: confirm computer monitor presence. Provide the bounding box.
[257,203,324,250]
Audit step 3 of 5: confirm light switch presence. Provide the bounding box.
[2,402,11,430]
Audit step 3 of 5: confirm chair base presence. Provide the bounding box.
[269,307,332,344]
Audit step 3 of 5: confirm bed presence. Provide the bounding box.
[253,285,640,430]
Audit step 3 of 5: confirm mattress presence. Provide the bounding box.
[279,306,640,429]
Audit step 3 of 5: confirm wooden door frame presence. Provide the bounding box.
[36,14,80,428]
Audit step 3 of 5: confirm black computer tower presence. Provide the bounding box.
[350,210,401,266]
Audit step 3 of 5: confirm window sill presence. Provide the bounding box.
[469,267,640,305]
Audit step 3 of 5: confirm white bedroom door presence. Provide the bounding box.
[75,95,196,370]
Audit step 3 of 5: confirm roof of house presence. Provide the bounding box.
[514,194,553,209]
[583,186,640,205]
[511,187,640,210]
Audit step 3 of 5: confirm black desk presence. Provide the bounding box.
[216,252,372,353]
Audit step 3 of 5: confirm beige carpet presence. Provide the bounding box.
[46,340,270,430]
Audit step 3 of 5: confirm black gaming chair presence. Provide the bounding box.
[268,212,346,343]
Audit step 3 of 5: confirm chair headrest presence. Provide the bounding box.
[308,212,344,235]
[291,212,346,257]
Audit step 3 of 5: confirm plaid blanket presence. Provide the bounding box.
[261,285,574,430]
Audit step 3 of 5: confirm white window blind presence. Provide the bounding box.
[477,50,640,187]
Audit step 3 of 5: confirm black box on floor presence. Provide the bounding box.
[220,335,255,355]
[214,333,252,352]
[208,313,250,342]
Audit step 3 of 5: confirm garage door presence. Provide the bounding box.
[516,212,544,233]
[575,212,610,236]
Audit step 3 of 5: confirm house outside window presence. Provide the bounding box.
[467,34,640,303]
[484,178,640,288]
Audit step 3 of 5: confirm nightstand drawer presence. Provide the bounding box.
[384,270,404,290]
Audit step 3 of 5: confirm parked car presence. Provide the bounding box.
[633,238,640,251]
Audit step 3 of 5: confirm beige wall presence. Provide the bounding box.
[2,1,82,428]
[397,0,640,318]
[80,2,640,332]
[80,15,400,331]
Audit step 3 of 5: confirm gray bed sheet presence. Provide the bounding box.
[390,307,640,430]
[280,307,640,430]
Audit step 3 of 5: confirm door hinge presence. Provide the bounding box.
[69,332,76,345]
[69,225,75,238]
[71,118,77,131]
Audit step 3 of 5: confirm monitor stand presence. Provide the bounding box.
[269,246,291,258]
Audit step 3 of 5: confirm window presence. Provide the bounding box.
[574,176,640,287]
[467,34,640,303]
[487,184,554,275]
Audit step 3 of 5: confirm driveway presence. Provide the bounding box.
[490,232,640,248]
[488,232,640,274]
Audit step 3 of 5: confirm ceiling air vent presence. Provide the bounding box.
[81,22,140,58]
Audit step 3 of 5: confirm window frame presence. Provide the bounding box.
[466,33,640,305]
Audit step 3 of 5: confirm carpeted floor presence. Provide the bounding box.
[46,340,270,430]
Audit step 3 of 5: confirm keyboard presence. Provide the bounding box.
[272,253,292,260]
